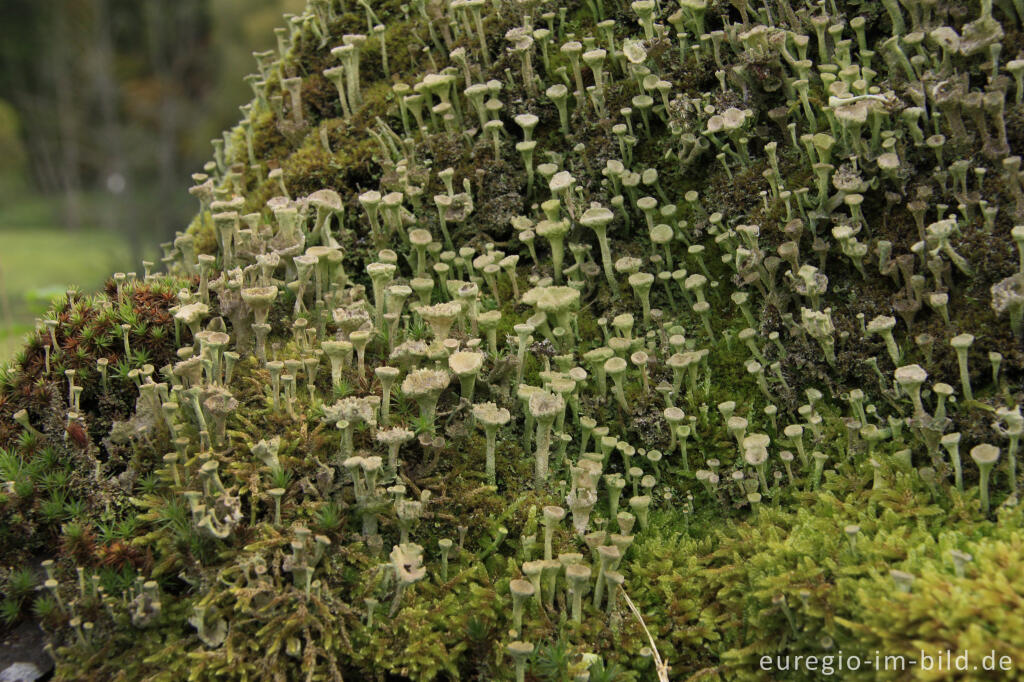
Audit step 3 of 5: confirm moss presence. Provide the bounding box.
[186,211,217,255]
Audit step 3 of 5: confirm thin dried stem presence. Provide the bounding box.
[620,585,670,681]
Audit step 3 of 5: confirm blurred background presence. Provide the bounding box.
[0,0,304,359]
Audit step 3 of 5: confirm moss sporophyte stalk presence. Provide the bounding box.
[5,0,1024,679]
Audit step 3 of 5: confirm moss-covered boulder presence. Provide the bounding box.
[4,0,1024,679]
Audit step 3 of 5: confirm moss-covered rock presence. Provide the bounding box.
[3,0,1024,679]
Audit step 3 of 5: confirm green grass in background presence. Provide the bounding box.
[0,197,134,361]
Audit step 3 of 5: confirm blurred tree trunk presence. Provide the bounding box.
[52,2,84,231]
[143,0,207,247]
[89,0,129,249]
[2,2,63,201]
